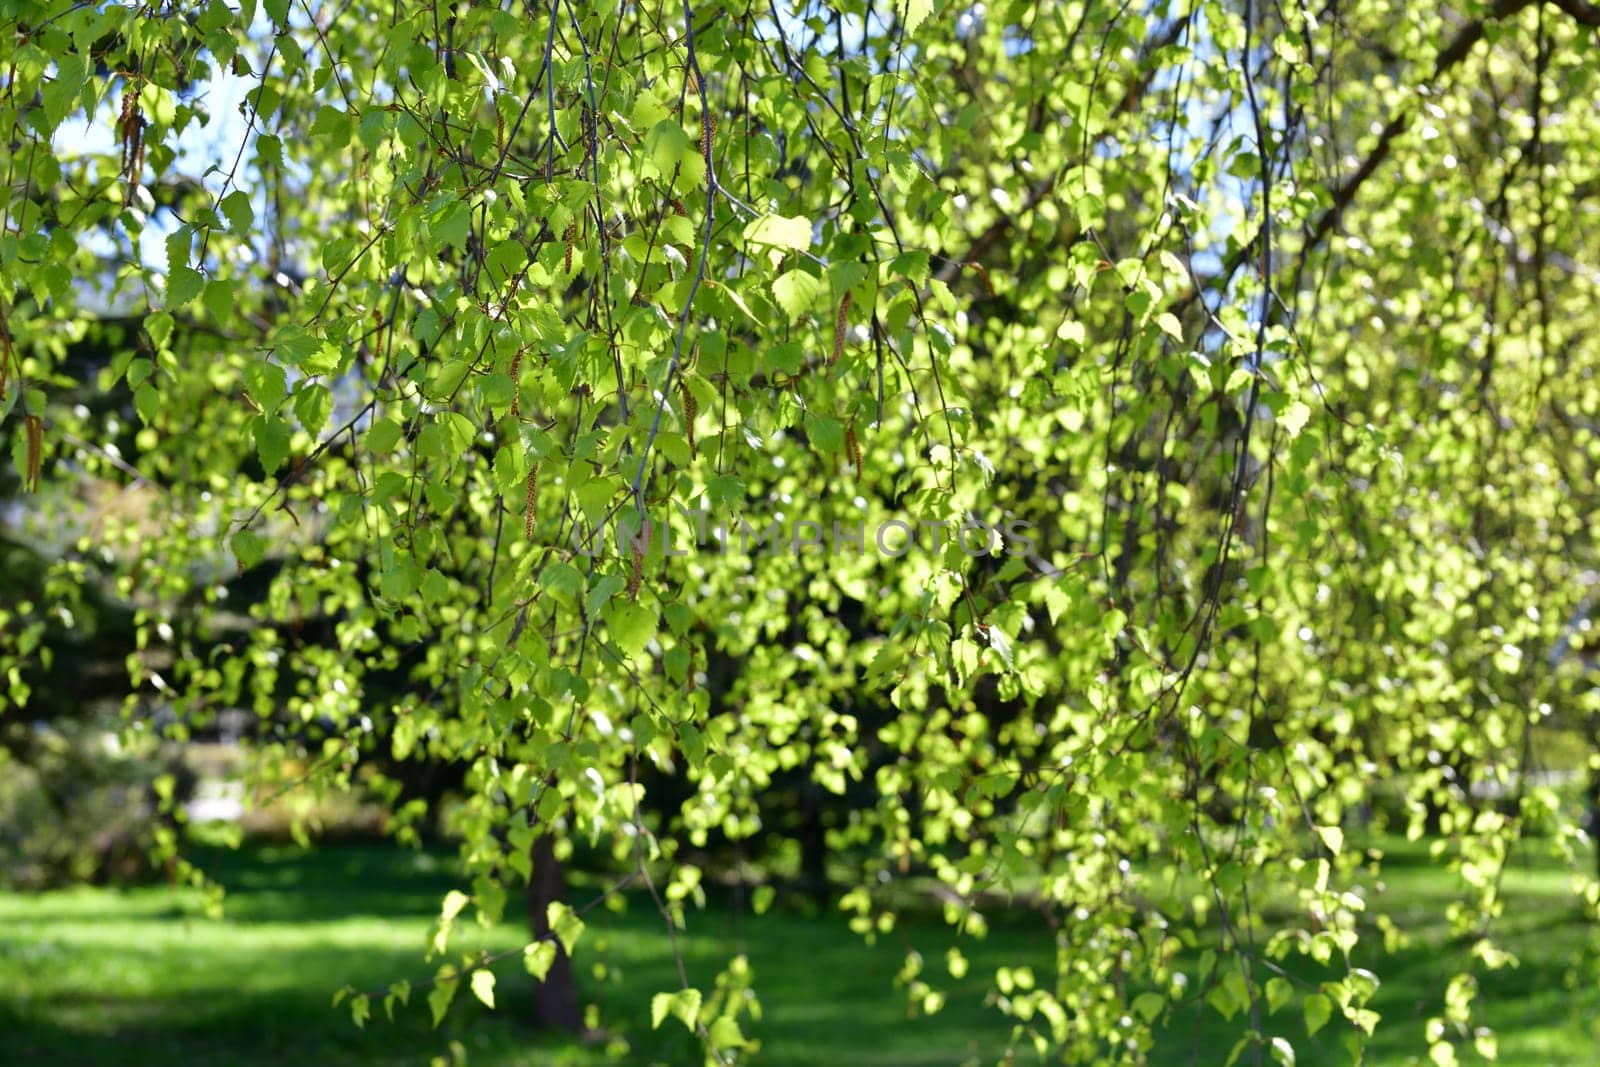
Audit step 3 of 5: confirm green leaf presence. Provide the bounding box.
[707,475,745,509]
[644,119,705,189]
[585,573,627,618]
[631,87,669,131]
[1304,992,1333,1036]
[244,361,287,411]
[772,269,822,321]
[428,360,473,401]
[253,415,292,473]
[440,889,470,923]
[366,418,403,454]
[492,446,524,495]
[1281,400,1312,437]
[384,979,411,1021]
[469,969,495,1009]
[1266,976,1294,1014]
[524,941,557,981]
[745,214,813,251]
[546,902,584,955]
[1132,992,1166,1023]
[380,564,418,600]
[887,249,930,283]
[829,260,870,296]
[904,0,935,35]
[718,281,765,324]
[232,530,266,570]
[540,562,584,604]
[420,568,450,607]
[708,1016,746,1051]
[606,600,658,658]
[433,200,471,251]
[310,104,351,140]
[294,384,333,436]
[428,970,458,1027]
[220,190,254,236]
[650,992,672,1030]
[41,53,86,130]
[167,266,203,309]
[984,625,1014,668]
[805,413,844,453]
[132,383,160,425]
[274,326,323,367]
[651,988,702,1032]
[145,312,175,350]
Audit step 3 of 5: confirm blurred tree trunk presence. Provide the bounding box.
[798,784,829,903]
[1587,765,1600,883]
[527,835,582,1031]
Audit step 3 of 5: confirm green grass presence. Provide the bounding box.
[1,840,1598,1065]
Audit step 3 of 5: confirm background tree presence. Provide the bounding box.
[5,0,1600,1062]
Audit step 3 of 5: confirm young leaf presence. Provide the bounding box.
[772,269,822,321]
[745,214,813,251]
[470,969,496,1009]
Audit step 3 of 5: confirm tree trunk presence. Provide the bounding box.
[799,785,830,904]
[1587,766,1600,884]
[528,834,583,1031]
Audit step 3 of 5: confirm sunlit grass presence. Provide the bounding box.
[1,839,1597,1065]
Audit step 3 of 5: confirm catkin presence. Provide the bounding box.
[524,464,539,539]
[563,223,575,274]
[678,378,697,452]
[627,540,643,600]
[831,291,852,367]
[509,350,523,420]
[24,414,42,492]
[0,311,11,399]
[117,89,144,203]
[846,423,862,484]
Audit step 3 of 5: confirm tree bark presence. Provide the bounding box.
[1586,766,1600,884]
[798,785,830,904]
[528,834,583,1031]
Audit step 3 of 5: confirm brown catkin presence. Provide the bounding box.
[678,378,697,452]
[969,261,996,297]
[117,90,134,162]
[563,223,575,274]
[117,89,144,203]
[627,540,643,600]
[0,309,11,399]
[523,464,539,539]
[24,414,42,492]
[846,423,862,483]
[509,350,523,419]
[831,291,852,367]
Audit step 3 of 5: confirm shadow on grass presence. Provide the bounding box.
[0,843,1045,1066]
[2,842,1598,1066]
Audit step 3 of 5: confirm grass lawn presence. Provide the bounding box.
[1,839,1597,1065]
